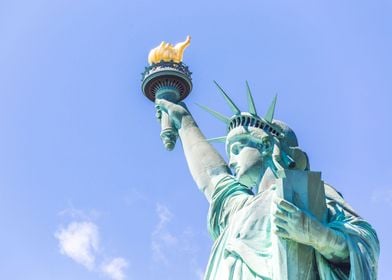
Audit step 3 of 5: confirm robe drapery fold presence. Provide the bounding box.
[205,176,379,280]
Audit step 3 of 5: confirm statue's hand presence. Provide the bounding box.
[272,198,321,245]
[272,197,349,262]
[155,99,193,130]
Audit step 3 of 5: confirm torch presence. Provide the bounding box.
[141,36,193,150]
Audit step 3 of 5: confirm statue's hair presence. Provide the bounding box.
[271,120,298,147]
[271,120,309,171]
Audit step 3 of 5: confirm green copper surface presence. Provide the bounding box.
[264,94,277,123]
[245,81,257,116]
[213,80,241,115]
[149,80,379,279]
[196,103,230,124]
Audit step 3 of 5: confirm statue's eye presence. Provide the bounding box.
[231,143,244,155]
[262,137,271,149]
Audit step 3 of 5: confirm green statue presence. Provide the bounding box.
[155,81,379,279]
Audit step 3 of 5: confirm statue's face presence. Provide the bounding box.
[228,140,263,188]
[227,127,268,188]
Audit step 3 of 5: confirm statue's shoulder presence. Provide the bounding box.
[324,183,359,217]
[324,183,344,200]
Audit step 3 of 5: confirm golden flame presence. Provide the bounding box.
[148,36,191,65]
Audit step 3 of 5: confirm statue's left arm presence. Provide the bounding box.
[273,193,379,278]
[273,197,350,262]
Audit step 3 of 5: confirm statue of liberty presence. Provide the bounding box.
[142,37,379,279]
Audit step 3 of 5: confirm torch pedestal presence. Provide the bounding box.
[141,61,192,150]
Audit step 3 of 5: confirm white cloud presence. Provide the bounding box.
[123,188,147,206]
[150,204,203,278]
[156,203,173,231]
[151,203,178,265]
[371,188,392,206]
[55,207,130,280]
[55,221,99,270]
[196,268,204,280]
[101,257,128,280]
[58,201,100,220]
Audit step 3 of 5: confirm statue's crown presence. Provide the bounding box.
[199,81,283,143]
[227,113,282,138]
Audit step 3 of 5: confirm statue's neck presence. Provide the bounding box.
[256,167,278,193]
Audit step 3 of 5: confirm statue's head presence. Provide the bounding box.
[200,82,309,188]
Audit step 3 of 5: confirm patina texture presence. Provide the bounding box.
[142,38,379,279]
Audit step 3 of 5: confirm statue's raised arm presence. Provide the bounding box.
[156,98,231,202]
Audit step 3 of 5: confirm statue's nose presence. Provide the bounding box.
[228,157,237,170]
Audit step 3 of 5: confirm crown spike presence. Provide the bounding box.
[213,80,241,115]
[195,103,230,124]
[264,94,277,123]
[246,81,257,115]
[206,136,227,143]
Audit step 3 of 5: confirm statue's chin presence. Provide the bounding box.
[236,165,265,189]
[237,173,257,189]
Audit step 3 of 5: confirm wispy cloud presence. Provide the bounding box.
[156,203,173,231]
[182,228,204,280]
[101,257,129,280]
[58,200,101,220]
[151,203,178,265]
[371,187,392,206]
[150,203,204,278]
[195,268,204,280]
[55,221,99,270]
[123,187,147,206]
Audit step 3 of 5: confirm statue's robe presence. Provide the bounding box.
[205,175,379,280]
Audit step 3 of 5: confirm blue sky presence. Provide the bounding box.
[0,0,391,279]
